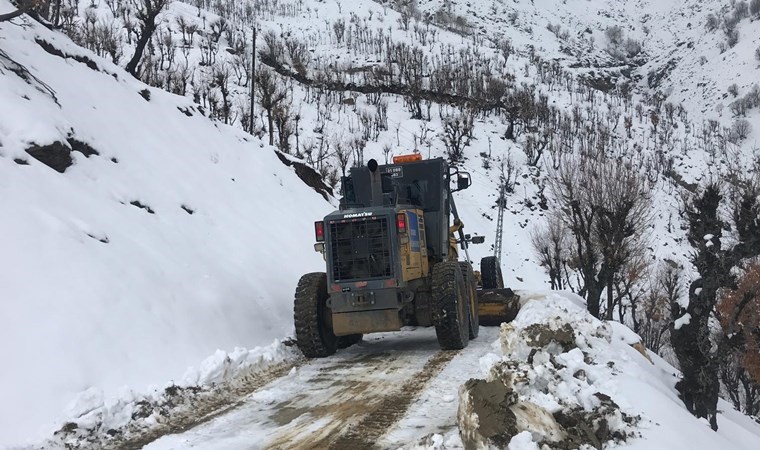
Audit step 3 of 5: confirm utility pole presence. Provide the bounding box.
[249,25,257,134]
[494,177,506,263]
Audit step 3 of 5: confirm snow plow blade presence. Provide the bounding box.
[477,288,520,326]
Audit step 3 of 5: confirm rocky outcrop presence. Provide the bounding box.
[25,141,72,173]
[274,150,332,201]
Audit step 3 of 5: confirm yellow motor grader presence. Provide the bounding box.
[294,155,518,357]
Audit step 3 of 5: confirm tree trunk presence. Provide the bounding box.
[586,282,602,318]
[606,277,614,320]
[126,20,156,77]
[266,107,274,146]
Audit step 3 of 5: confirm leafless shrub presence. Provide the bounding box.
[605,25,624,47]
[706,13,719,32]
[285,37,310,76]
[751,0,760,17]
[623,38,642,58]
[333,18,346,44]
[441,109,474,163]
[734,1,750,20]
[729,119,752,142]
[260,30,284,65]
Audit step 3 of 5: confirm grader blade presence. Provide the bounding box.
[477,288,520,326]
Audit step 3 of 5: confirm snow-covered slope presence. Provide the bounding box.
[0,4,331,445]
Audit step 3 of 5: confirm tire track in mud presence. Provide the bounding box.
[330,350,459,449]
[265,349,460,450]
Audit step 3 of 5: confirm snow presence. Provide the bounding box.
[0,4,331,446]
[674,313,693,330]
[507,431,540,450]
[477,292,760,450]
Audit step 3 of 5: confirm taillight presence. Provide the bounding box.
[396,213,407,233]
[315,221,325,242]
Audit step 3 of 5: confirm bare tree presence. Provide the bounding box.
[333,138,351,177]
[273,104,293,153]
[547,153,653,319]
[530,215,569,290]
[635,263,680,354]
[256,67,289,146]
[441,109,474,163]
[0,0,43,22]
[125,0,171,78]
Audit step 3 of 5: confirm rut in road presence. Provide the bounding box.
[266,349,459,449]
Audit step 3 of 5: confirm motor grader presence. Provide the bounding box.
[294,155,518,357]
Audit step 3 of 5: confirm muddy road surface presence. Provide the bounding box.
[142,327,500,450]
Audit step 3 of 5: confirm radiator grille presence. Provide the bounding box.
[330,217,392,282]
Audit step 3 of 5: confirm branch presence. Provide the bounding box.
[0,0,35,22]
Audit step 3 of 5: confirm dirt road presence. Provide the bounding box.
[141,327,500,450]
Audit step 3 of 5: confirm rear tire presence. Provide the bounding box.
[337,334,363,349]
[480,256,504,289]
[459,262,479,339]
[294,272,338,358]
[432,261,470,350]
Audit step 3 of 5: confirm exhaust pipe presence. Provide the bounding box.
[368,159,383,207]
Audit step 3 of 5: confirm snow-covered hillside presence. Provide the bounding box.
[2,0,759,447]
[0,3,332,445]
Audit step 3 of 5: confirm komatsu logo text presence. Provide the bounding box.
[343,212,373,218]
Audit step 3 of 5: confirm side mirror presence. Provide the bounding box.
[455,172,471,191]
[471,236,486,244]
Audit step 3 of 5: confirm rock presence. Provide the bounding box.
[523,322,576,352]
[67,137,99,157]
[25,141,73,173]
[274,150,333,201]
[458,375,565,449]
[511,401,566,443]
[458,378,517,450]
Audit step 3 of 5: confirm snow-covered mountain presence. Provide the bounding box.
[1,0,759,447]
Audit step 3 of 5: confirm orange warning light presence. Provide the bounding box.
[392,153,423,164]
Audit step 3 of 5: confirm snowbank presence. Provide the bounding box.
[0,6,331,446]
[460,291,760,449]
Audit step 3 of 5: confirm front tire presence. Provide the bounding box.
[433,261,470,350]
[294,272,338,358]
[459,262,479,339]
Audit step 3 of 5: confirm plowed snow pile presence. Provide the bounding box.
[457,292,760,450]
